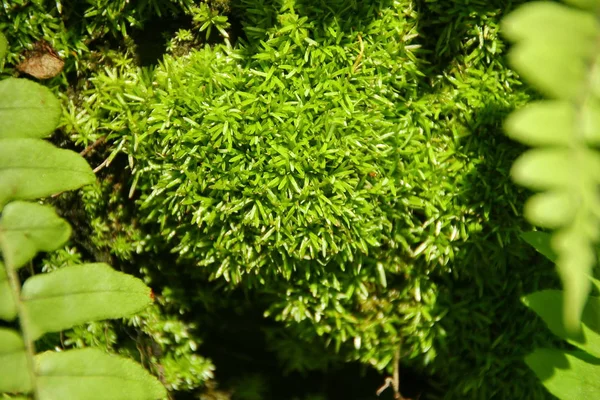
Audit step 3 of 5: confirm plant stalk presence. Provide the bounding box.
[5,262,40,400]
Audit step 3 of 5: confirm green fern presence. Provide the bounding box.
[0,32,166,400]
[521,231,600,399]
[503,0,600,332]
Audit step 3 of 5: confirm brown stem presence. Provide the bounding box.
[79,136,106,157]
[393,344,401,400]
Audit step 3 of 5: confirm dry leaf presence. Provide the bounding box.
[17,41,64,80]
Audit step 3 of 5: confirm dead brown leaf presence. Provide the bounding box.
[17,40,64,80]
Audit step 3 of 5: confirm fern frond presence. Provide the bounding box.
[503,1,600,331]
[0,31,165,400]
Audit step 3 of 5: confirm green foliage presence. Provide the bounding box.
[0,79,92,208]
[0,136,94,208]
[191,3,231,40]
[0,202,71,270]
[523,289,600,357]
[521,231,600,399]
[33,348,163,400]
[0,328,30,393]
[503,0,600,331]
[521,231,557,262]
[128,305,216,392]
[0,79,61,138]
[72,2,439,372]
[21,263,153,340]
[0,32,165,400]
[526,348,600,399]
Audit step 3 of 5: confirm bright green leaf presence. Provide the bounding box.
[512,149,572,190]
[22,263,153,339]
[581,100,600,144]
[0,201,71,269]
[523,290,576,341]
[0,262,16,321]
[553,227,596,332]
[0,139,95,208]
[501,2,598,49]
[0,328,31,393]
[509,41,591,100]
[504,101,574,146]
[0,78,62,139]
[512,148,600,191]
[502,3,598,100]
[524,191,575,229]
[523,290,600,357]
[503,2,598,42]
[521,231,557,262]
[525,348,600,399]
[36,348,166,400]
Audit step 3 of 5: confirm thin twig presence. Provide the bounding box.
[376,377,394,396]
[79,136,106,157]
[93,157,110,173]
[377,341,414,400]
[393,345,401,399]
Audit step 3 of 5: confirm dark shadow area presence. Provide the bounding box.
[123,242,432,400]
[193,300,430,400]
[130,15,193,67]
[230,0,393,45]
[419,99,562,398]
[444,99,533,282]
[414,0,527,77]
[289,0,394,28]
[225,4,249,47]
[130,5,247,66]
[156,279,431,400]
